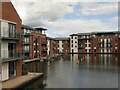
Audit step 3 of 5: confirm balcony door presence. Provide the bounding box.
[9,61,16,78]
[8,43,16,58]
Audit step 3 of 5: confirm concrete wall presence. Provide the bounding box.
[70,36,78,53]
[58,41,63,53]
[2,63,9,81]
[1,21,9,37]
[1,42,8,59]
[85,39,91,53]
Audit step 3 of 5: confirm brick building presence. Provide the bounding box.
[70,31,119,54]
[0,1,22,81]
[21,25,47,60]
[54,37,70,54]
[47,37,55,57]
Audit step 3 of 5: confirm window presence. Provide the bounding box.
[71,40,73,43]
[72,49,73,53]
[9,23,16,37]
[71,36,73,39]
[89,44,90,47]
[94,49,96,53]
[9,62,16,77]
[75,37,77,39]
[72,44,73,47]
[75,41,77,43]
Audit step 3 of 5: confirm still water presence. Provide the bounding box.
[25,54,119,88]
[45,54,118,88]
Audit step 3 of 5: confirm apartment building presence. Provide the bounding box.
[92,32,118,53]
[21,25,47,60]
[70,31,119,54]
[54,37,70,54]
[47,37,55,57]
[35,28,47,57]
[0,1,22,81]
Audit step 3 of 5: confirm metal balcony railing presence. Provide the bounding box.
[78,45,83,49]
[1,50,22,62]
[22,49,30,53]
[42,41,47,44]
[42,47,47,51]
[1,28,21,39]
[22,40,30,44]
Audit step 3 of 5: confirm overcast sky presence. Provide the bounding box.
[11,1,118,37]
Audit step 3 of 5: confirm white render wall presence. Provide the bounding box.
[85,40,91,53]
[47,40,50,55]
[1,42,8,59]
[58,41,63,53]
[100,39,111,53]
[1,21,9,37]
[70,36,78,53]
[2,63,9,81]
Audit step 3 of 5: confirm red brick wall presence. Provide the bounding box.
[50,40,53,56]
[1,2,22,33]
[16,60,22,77]
[55,40,58,54]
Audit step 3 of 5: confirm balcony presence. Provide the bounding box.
[78,45,83,49]
[78,37,91,40]
[22,49,30,53]
[22,55,30,60]
[42,47,47,51]
[1,29,20,40]
[106,41,112,44]
[1,50,22,63]
[22,32,31,36]
[42,41,47,45]
[22,40,30,45]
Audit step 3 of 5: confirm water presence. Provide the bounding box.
[24,54,119,88]
[45,54,118,88]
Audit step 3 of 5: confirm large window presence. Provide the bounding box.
[9,23,16,37]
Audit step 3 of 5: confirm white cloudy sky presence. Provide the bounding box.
[11,0,118,37]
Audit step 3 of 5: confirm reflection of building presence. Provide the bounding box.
[21,25,47,59]
[0,1,22,81]
[70,31,119,54]
[77,54,118,66]
[54,37,70,54]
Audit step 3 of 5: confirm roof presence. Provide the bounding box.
[70,33,91,36]
[69,34,77,36]
[47,37,54,40]
[70,31,119,36]
[77,33,91,36]
[35,27,47,31]
[53,37,70,41]
[22,25,35,30]
[92,31,118,35]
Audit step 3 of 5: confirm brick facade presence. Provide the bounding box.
[70,32,119,54]
[0,1,22,80]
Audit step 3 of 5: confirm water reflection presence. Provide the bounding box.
[45,54,118,88]
[70,54,118,66]
[23,54,118,88]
